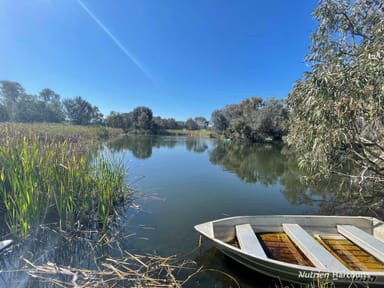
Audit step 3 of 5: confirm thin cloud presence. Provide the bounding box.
[77,0,154,82]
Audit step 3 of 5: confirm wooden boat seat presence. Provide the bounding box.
[235,224,267,259]
[283,223,348,271]
[337,225,384,263]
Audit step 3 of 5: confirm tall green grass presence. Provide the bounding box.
[0,123,130,237]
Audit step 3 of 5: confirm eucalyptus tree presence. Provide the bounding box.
[38,88,66,122]
[0,80,25,121]
[194,116,209,129]
[211,97,288,142]
[132,106,153,131]
[63,96,103,125]
[185,118,199,130]
[211,110,229,132]
[13,93,43,122]
[0,81,44,122]
[0,104,8,121]
[152,116,180,130]
[287,1,384,190]
[254,98,289,141]
[106,111,133,132]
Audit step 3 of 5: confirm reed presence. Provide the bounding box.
[0,123,130,237]
[24,251,196,287]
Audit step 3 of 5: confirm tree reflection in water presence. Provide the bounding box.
[209,140,383,219]
[107,135,208,159]
[209,141,286,185]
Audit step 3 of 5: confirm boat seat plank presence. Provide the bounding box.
[283,224,348,271]
[337,225,384,263]
[235,224,267,259]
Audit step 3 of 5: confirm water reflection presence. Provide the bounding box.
[280,149,383,218]
[108,135,327,207]
[107,135,209,159]
[207,140,382,218]
[316,178,384,219]
[209,142,286,185]
[208,141,331,207]
[186,137,209,153]
[107,135,156,159]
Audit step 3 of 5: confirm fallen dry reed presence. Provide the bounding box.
[24,251,197,287]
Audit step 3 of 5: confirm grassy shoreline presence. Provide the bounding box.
[0,123,129,237]
[165,128,213,137]
[0,123,199,287]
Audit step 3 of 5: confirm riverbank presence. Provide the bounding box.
[0,122,123,143]
[0,122,128,237]
[0,123,200,287]
[165,128,213,137]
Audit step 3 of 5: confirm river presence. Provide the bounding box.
[1,135,348,287]
[106,135,323,287]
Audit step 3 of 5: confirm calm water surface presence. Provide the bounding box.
[107,135,324,287]
[1,135,339,287]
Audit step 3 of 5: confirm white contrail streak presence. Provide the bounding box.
[77,0,154,81]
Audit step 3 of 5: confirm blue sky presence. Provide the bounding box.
[0,0,317,121]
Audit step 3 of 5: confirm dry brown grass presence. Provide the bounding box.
[24,252,196,287]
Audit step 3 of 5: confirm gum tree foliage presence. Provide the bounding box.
[106,112,133,132]
[211,97,288,142]
[0,81,66,123]
[13,93,43,122]
[0,80,105,125]
[211,97,263,141]
[0,80,25,121]
[194,116,209,129]
[152,117,180,130]
[287,1,384,187]
[38,88,66,123]
[63,96,103,125]
[254,98,289,141]
[132,106,153,130]
[185,118,199,130]
[211,110,229,132]
[0,104,8,121]
[106,110,186,132]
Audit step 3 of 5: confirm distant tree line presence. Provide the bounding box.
[211,97,289,142]
[1,81,288,142]
[105,108,209,133]
[0,80,102,125]
[0,80,211,133]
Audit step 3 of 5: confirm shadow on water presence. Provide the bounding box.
[191,246,288,288]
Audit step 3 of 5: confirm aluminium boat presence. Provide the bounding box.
[194,215,384,286]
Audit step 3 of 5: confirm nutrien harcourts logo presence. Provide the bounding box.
[298,271,376,282]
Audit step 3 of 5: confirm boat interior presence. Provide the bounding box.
[213,216,384,272]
